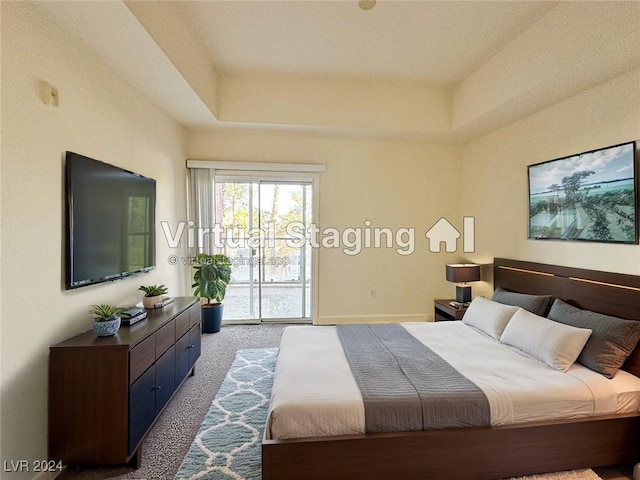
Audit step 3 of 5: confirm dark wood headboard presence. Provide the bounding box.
[493,258,640,377]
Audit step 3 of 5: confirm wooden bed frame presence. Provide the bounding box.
[262,258,640,480]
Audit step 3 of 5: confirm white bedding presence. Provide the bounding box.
[265,322,640,440]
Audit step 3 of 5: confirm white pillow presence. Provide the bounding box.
[500,308,592,372]
[462,297,519,340]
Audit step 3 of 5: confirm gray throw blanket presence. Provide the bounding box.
[336,324,490,433]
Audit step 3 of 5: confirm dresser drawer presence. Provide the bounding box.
[128,364,156,452]
[189,303,201,328]
[130,335,155,385]
[175,310,190,339]
[155,320,175,358]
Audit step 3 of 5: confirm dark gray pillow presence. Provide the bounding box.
[548,299,640,378]
[491,287,552,316]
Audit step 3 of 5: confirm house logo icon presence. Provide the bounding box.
[425,217,475,253]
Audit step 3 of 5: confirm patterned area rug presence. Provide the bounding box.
[175,347,603,480]
[174,348,278,480]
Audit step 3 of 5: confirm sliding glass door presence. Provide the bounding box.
[214,177,313,323]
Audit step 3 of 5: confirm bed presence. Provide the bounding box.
[262,258,640,480]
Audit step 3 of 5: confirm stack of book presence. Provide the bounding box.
[120,307,148,326]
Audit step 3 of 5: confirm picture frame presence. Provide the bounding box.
[528,141,638,244]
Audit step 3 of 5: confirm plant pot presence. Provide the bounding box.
[93,316,121,337]
[201,303,223,334]
[142,295,163,309]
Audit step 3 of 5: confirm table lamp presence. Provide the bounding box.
[446,263,481,304]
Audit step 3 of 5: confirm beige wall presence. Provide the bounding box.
[190,130,465,324]
[0,4,189,476]
[217,73,451,137]
[461,66,640,296]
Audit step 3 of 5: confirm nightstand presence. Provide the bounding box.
[434,299,467,322]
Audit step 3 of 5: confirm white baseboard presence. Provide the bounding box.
[316,313,429,325]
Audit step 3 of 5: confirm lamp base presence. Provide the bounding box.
[455,285,472,304]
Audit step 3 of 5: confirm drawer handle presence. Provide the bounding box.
[154,385,162,390]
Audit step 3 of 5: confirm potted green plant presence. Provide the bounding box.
[139,284,168,309]
[192,253,232,333]
[89,304,125,337]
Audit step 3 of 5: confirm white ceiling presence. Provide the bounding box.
[178,0,556,84]
[35,1,640,144]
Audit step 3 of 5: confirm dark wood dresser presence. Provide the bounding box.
[49,297,201,467]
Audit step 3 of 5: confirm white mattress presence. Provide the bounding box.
[265,322,640,440]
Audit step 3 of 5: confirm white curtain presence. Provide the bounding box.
[187,168,216,256]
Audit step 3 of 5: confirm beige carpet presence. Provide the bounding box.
[511,469,600,480]
[516,466,634,480]
[58,324,634,480]
[594,464,635,480]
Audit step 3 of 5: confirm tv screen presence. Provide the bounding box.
[66,151,156,289]
[528,141,637,244]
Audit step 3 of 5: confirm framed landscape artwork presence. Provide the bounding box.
[528,141,638,244]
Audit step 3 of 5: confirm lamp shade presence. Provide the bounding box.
[446,264,481,283]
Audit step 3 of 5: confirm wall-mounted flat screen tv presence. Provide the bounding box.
[528,141,638,244]
[66,151,156,289]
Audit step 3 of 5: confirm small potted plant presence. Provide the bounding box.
[139,284,168,309]
[89,304,125,337]
[192,253,232,333]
